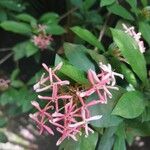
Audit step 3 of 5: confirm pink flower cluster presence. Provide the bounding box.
[32,24,53,50]
[122,24,145,53]
[30,62,123,145]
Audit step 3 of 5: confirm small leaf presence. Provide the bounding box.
[25,41,38,57]
[83,0,96,10]
[40,12,59,24]
[0,21,31,35]
[87,50,107,64]
[120,63,138,87]
[112,91,145,119]
[107,3,134,20]
[10,68,20,81]
[111,28,147,83]
[100,0,115,7]
[64,43,96,72]
[71,26,104,51]
[11,80,24,88]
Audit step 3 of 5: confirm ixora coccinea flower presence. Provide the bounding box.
[122,23,145,53]
[32,24,53,50]
[29,62,123,145]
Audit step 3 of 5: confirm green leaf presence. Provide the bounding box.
[139,22,150,45]
[16,13,37,24]
[0,0,25,12]
[64,43,96,72]
[11,80,24,88]
[13,41,38,60]
[112,91,145,119]
[97,127,117,150]
[40,12,59,24]
[87,50,107,64]
[83,0,96,10]
[60,64,88,85]
[13,42,26,60]
[70,0,83,8]
[55,55,89,84]
[89,88,125,128]
[142,106,150,122]
[0,117,7,128]
[111,28,147,83]
[85,11,103,25]
[0,10,7,21]
[107,3,134,20]
[113,124,126,150]
[100,0,115,7]
[46,24,65,35]
[120,63,138,87]
[126,119,150,137]
[59,132,98,150]
[145,50,150,64]
[141,0,148,7]
[125,0,137,8]
[71,26,104,51]
[0,21,31,35]
[25,41,38,57]
[0,132,8,143]
[10,68,20,81]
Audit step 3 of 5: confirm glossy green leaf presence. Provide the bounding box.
[112,91,145,119]
[59,132,98,150]
[111,28,147,83]
[64,43,96,72]
[60,63,89,85]
[0,21,31,35]
[88,88,125,128]
[16,13,37,24]
[46,24,65,35]
[139,22,150,45]
[100,0,115,7]
[71,26,104,51]
[107,3,134,20]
